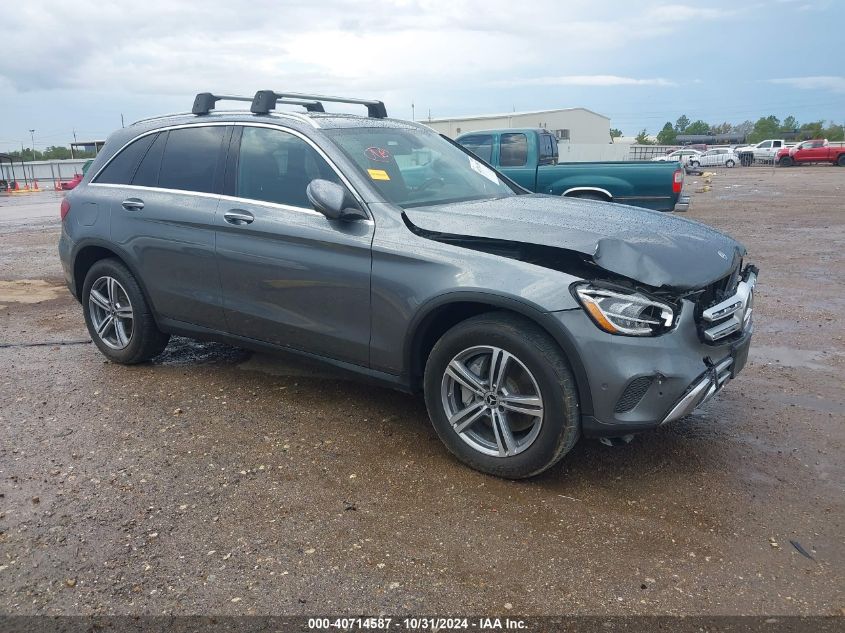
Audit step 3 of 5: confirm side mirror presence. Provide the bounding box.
[306,179,367,221]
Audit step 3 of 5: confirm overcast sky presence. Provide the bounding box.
[1,0,843,152]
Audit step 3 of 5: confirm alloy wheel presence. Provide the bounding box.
[440,345,544,457]
[88,276,134,350]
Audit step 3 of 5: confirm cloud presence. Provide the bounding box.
[500,75,676,87]
[0,0,726,97]
[766,76,845,93]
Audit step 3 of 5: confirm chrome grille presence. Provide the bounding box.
[700,269,756,342]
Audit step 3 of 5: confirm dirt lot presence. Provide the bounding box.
[0,167,843,617]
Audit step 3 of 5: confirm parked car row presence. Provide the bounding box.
[651,148,738,168]
[655,138,845,168]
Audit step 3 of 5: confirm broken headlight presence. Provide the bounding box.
[574,284,675,336]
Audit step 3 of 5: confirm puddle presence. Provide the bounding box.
[152,336,249,366]
[0,279,66,303]
[751,345,839,370]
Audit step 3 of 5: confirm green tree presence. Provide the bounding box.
[748,115,781,143]
[781,115,799,133]
[732,120,754,137]
[635,129,654,145]
[674,115,690,133]
[609,128,623,139]
[823,122,844,141]
[800,120,824,139]
[710,122,732,135]
[685,120,711,135]
[656,121,677,145]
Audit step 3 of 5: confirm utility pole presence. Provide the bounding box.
[411,101,415,122]
[121,113,125,128]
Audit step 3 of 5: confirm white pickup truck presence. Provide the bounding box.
[735,139,791,165]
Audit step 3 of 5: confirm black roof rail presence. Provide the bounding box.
[192,93,253,115]
[251,90,387,118]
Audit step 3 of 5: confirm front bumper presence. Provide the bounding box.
[549,297,753,438]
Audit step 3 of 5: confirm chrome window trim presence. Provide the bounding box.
[89,119,368,219]
[87,182,373,224]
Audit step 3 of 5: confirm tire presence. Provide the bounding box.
[690,160,700,168]
[779,156,793,167]
[423,312,580,479]
[838,154,845,167]
[725,159,735,168]
[82,258,170,364]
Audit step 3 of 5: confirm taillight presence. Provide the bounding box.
[60,198,70,221]
[672,168,684,194]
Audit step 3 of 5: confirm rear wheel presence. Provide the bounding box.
[82,259,170,364]
[779,156,793,167]
[837,154,845,166]
[424,313,580,479]
[690,160,700,168]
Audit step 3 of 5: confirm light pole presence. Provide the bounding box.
[28,129,35,160]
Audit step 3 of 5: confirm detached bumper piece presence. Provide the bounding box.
[661,357,733,425]
[700,267,756,342]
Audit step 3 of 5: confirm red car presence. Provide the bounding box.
[59,173,83,190]
[777,139,845,166]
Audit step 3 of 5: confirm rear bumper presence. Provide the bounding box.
[673,194,690,212]
[57,227,78,301]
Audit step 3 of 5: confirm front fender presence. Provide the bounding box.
[402,291,594,416]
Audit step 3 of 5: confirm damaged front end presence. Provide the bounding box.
[401,204,758,436]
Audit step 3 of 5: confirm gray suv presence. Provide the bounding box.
[58,90,757,478]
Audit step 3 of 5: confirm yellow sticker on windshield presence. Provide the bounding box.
[367,168,390,181]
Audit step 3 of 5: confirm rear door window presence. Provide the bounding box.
[158,126,227,194]
[500,133,528,167]
[94,135,155,185]
[457,135,494,162]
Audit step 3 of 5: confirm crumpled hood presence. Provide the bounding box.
[404,194,745,290]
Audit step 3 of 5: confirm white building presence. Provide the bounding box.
[423,107,611,144]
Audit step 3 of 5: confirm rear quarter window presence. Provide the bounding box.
[94,135,155,185]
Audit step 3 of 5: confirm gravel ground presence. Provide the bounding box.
[0,167,843,616]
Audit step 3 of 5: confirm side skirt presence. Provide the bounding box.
[157,316,412,393]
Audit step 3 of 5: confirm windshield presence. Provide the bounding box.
[324,127,516,208]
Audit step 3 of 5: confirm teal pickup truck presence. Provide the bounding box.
[456,128,689,212]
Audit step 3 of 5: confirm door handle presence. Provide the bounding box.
[223,209,254,225]
[121,198,144,211]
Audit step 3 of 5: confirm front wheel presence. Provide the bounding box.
[725,159,735,168]
[779,156,793,167]
[689,160,700,168]
[82,259,170,364]
[424,313,580,479]
[837,154,845,166]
